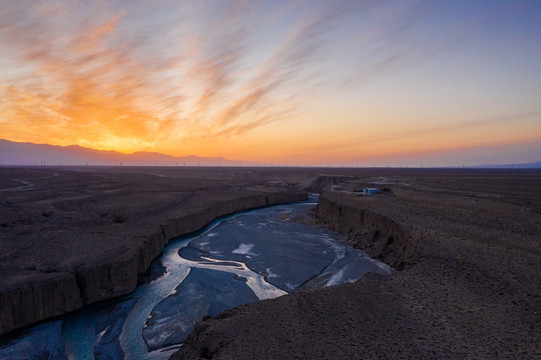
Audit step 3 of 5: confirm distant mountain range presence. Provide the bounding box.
[1,138,539,168]
[0,139,252,166]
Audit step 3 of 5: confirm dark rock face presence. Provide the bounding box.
[0,271,83,335]
[75,249,140,305]
[316,192,410,269]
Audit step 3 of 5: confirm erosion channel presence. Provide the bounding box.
[0,195,391,359]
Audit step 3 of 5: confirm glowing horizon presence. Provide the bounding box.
[1,1,540,166]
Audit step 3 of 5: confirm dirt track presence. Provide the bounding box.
[172,169,541,359]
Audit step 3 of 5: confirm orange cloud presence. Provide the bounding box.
[0,2,182,152]
[0,1,395,157]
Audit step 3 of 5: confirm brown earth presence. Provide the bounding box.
[1,166,334,335]
[172,169,541,359]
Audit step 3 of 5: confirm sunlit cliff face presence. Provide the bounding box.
[1,0,540,166]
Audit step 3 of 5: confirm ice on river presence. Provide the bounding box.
[231,243,257,255]
[2,199,392,360]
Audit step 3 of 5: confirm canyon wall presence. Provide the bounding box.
[316,192,410,270]
[0,271,83,335]
[0,191,307,335]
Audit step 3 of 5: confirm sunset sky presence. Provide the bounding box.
[1,0,540,166]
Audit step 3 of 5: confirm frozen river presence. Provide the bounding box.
[0,195,391,359]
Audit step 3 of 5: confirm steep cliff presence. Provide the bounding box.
[316,192,410,270]
[0,191,307,336]
[0,271,82,335]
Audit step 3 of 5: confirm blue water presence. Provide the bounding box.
[0,196,392,359]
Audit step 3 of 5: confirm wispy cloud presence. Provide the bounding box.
[2,0,377,152]
[0,0,451,151]
[0,0,539,162]
[303,110,541,156]
[361,110,541,145]
[0,1,182,151]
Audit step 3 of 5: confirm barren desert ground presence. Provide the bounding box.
[1,166,540,359]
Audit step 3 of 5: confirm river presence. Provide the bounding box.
[0,195,391,359]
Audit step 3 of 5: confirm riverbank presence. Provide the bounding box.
[172,171,541,359]
[0,167,315,335]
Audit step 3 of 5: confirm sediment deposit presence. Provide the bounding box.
[173,170,541,359]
